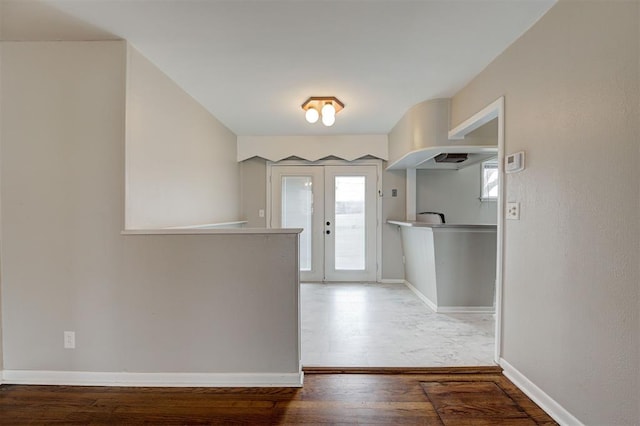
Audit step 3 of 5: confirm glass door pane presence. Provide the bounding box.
[324,166,377,282]
[334,176,366,270]
[271,164,376,282]
[281,176,313,271]
[270,166,324,282]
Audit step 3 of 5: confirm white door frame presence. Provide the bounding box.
[323,165,378,282]
[448,96,505,364]
[267,159,383,283]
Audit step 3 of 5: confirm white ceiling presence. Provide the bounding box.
[2,0,555,136]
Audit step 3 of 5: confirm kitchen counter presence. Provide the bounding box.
[390,219,497,313]
[387,220,496,230]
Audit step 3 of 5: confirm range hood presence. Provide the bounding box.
[386,145,497,170]
[434,153,468,163]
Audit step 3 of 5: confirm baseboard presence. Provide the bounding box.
[500,358,583,426]
[404,280,438,312]
[404,281,494,314]
[2,369,304,388]
[379,279,405,284]
[436,306,495,314]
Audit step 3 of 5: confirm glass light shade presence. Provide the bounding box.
[321,103,336,118]
[305,107,319,124]
[322,113,336,127]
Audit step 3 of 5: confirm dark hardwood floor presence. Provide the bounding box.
[0,369,557,425]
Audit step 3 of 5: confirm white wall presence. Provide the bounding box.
[126,45,240,229]
[416,163,497,225]
[0,41,300,382]
[451,2,639,424]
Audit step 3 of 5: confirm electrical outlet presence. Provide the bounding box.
[64,331,75,349]
[258,209,265,218]
[506,202,520,220]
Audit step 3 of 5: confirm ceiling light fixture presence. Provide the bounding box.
[301,96,344,127]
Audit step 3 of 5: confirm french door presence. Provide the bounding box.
[270,165,378,282]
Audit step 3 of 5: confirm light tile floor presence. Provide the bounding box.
[301,282,496,367]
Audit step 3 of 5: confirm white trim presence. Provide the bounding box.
[164,221,248,229]
[266,162,273,228]
[379,279,405,284]
[480,157,499,201]
[121,228,301,235]
[323,165,378,282]
[448,96,505,364]
[404,280,437,312]
[404,280,494,313]
[124,43,133,230]
[495,98,505,364]
[268,159,383,167]
[375,161,383,283]
[387,220,495,231]
[237,135,388,162]
[448,98,502,140]
[500,358,584,426]
[386,145,497,171]
[436,306,494,314]
[2,370,304,388]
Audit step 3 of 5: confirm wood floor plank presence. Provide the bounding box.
[493,375,558,425]
[422,382,528,421]
[420,379,556,426]
[0,372,556,425]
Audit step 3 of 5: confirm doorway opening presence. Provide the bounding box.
[448,97,505,364]
[268,160,382,282]
[267,98,504,368]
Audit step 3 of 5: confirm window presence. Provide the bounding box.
[481,159,499,201]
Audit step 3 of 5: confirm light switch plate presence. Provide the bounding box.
[64,331,75,349]
[506,202,520,220]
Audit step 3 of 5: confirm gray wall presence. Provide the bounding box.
[432,229,496,307]
[125,45,240,229]
[451,2,639,424]
[402,227,437,303]
[388,98,451,164]
[240,157,268,228]
[1,41,299,378]
[416,163,497,225]
[381,166,405,280]
[388,98,496,164]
